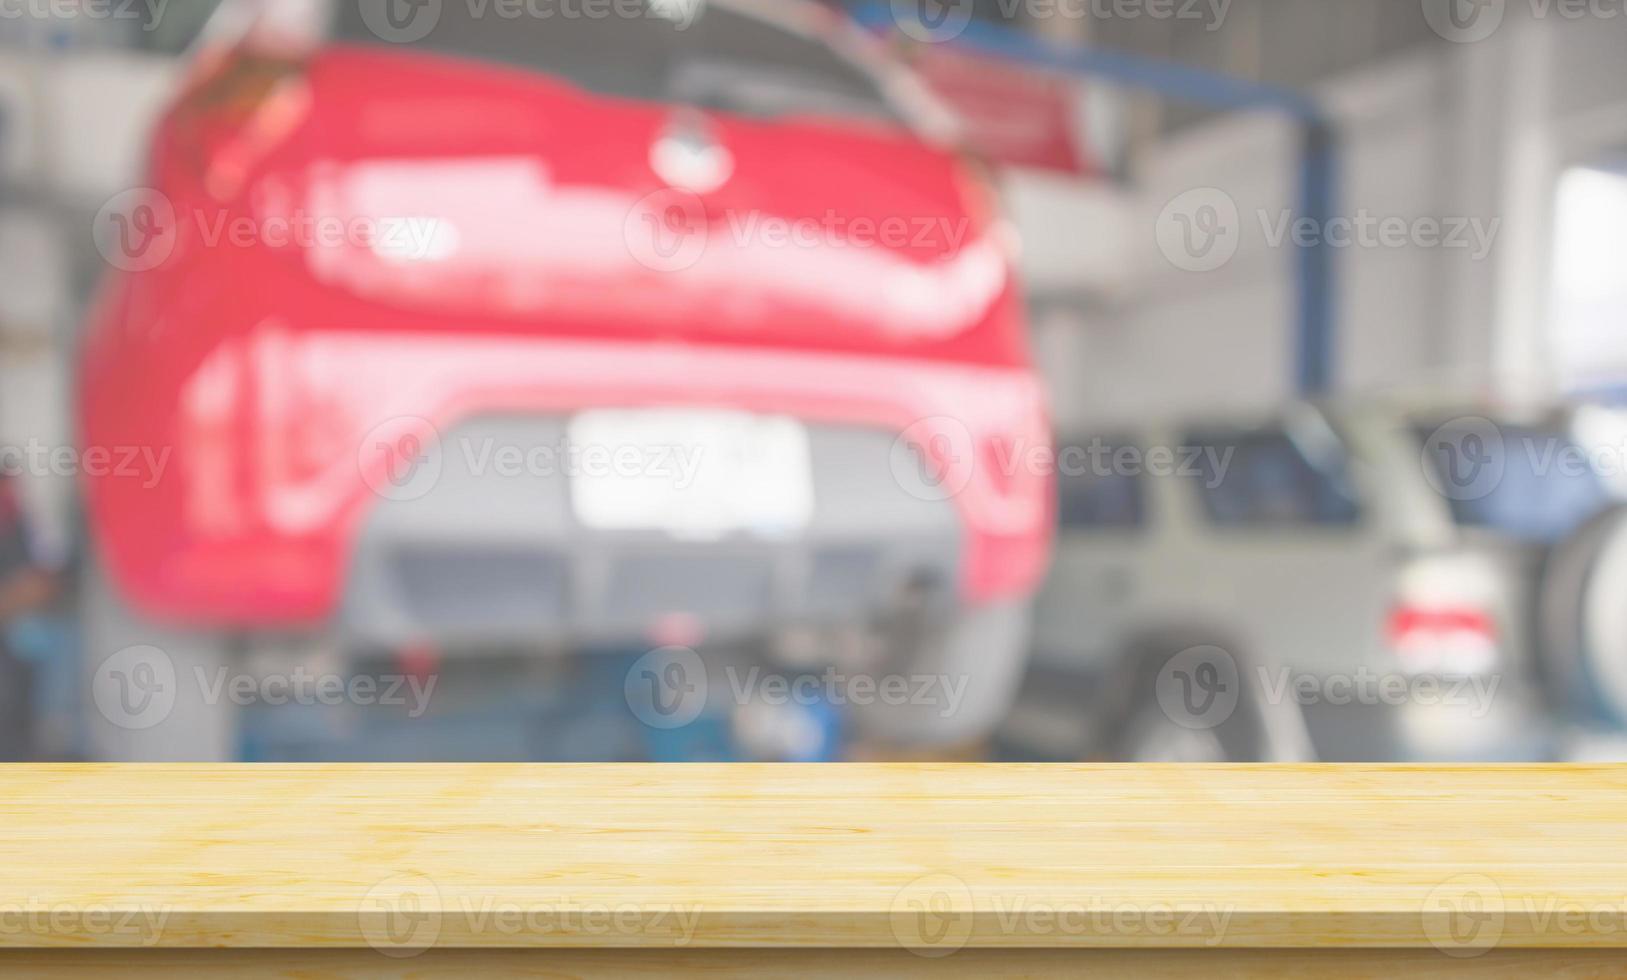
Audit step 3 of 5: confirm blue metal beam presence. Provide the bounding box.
[852,3,1339,396]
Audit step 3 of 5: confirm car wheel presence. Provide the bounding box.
[846,600,1033,751]
[80,554,239,761]
[1542,505,1627,724]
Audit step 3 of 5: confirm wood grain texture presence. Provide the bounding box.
[1,764,1625,953]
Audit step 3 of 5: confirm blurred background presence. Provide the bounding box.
[1,0,1625,762]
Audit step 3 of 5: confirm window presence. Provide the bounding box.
[1056,437,1146,530]
[668,8,899,122]
[1417,420,1610,543]
[1188,427,1360,528]
[1548,163,1627,394]
[332,3,900,123]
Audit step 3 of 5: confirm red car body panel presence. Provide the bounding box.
[80,36,1053,628]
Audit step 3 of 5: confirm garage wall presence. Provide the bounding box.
[1034,10,1627,431]
[1048,42,1505,428]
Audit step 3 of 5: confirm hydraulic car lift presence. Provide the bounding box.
[851,2,1340,396]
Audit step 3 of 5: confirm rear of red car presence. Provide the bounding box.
[79,0,1053,757]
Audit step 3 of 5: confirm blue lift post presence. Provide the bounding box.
[850,3,1339,396]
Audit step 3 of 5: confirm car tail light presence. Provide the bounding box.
[171,49,312,201]
[1386,602,1500,675]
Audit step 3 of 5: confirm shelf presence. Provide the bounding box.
[2,764,1625,975]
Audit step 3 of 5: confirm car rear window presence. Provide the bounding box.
[1187,427,1361,529]
[1056,437,1146,531]
[332,3,901,123]
[1417,421,1611,541]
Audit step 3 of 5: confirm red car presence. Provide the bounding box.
[79,0,1052,760]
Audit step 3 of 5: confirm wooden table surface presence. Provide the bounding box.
[2,764,1626,961]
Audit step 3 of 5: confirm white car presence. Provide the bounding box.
[1010,399,1626,762]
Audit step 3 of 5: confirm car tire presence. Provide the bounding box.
[80,554,239,761]
[845,600,1033,750]
[1541,505,1627,725]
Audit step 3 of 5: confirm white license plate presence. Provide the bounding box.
[568,410,814,539]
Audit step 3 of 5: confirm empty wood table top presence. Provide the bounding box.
[2,764,1625,956]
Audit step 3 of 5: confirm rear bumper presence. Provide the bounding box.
[341,418,960,647]
[83,321,1053,628]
